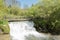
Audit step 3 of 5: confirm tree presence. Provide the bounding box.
[31,0,60,34]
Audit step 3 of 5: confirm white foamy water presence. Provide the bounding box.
[8,21,60,40]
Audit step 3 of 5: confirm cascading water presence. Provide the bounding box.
[8,21,60,40]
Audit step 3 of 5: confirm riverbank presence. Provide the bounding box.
[0,34,10,40]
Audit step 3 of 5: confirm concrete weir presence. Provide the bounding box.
[7,16,33,22]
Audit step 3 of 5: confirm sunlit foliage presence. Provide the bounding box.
[0,0,60,34]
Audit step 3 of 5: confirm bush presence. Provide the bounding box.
[0,25,10,34]
[0,20,10,34]
[33,16,60,35]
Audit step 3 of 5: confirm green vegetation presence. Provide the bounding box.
[0,20,9,34]
[0,0,60,35]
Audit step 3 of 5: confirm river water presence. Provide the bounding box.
[8,21,60,40]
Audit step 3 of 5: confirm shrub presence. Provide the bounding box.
[0,20,10,34]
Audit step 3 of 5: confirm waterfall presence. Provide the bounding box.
[8,21,60,40]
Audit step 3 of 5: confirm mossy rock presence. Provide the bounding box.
[0,25,10,34]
